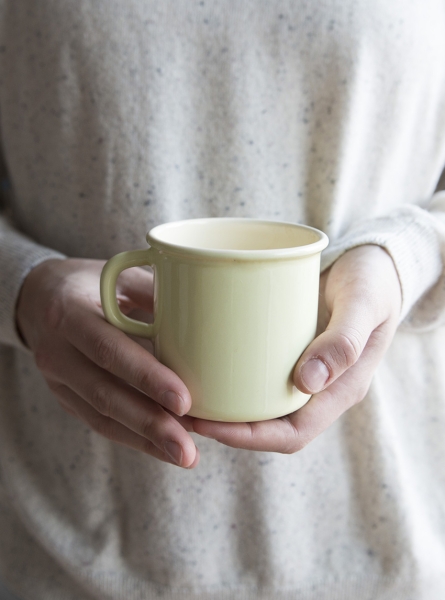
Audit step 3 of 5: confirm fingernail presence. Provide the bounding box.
[161,391,185,416]
[164,441,183,466]
[300,359,329,393]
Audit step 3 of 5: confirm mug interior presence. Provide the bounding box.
[148,219,324,252]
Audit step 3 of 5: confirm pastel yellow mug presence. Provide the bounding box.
[100,218,329,422]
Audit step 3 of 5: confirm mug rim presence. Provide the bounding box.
[146,217,329,261]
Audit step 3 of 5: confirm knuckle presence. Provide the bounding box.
[90,383,112,416]
[134,366,155,396]
[140,415,159,440]
[140,415,155,439]
[279,419,307,454]
[367,326,388,351]
[91,333,120,371]
[139,406,166,439]
[329,329,362,369]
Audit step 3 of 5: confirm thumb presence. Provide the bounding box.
[293,294,379,394]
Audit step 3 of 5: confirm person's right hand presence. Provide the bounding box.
[15,258,199,469]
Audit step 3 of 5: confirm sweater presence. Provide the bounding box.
[1,1,445,599]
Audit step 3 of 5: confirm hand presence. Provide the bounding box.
[16,258,199,468]
[191,245,402,453]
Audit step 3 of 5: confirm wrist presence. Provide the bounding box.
[326,244,402,325]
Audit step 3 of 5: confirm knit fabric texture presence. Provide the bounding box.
[1,1,445,599]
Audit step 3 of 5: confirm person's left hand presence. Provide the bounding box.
[191,245,402,453]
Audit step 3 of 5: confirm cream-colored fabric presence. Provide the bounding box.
[1,1,445,599]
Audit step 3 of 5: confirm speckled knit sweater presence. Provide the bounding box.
[1,1,445,599]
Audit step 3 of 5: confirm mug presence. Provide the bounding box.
[100,218,329,422]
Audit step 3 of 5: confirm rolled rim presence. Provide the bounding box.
[146,217,329,261]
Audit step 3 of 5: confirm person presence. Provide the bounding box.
[1,1,445,599]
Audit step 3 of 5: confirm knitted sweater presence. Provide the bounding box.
[1,1,445,599]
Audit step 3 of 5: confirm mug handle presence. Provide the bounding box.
[100,248,157,338]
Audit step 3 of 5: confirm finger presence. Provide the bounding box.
[54,384,200,468]
[55,297,192,417]
[192,416,299,454]
[192,330,382,453]
[116,266,154,312]
[41,342,198,467]
[293,288,383,395]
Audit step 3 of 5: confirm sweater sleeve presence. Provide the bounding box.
[0,113,67,350]
[0,210,66,350]
[320,191,445,332]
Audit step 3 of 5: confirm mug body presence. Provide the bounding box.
[147,218,328,422]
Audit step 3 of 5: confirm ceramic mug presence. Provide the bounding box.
[100,218,329,422]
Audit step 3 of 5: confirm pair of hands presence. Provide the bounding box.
[16,245,402,469]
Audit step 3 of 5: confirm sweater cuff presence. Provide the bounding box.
[320,205,442,323]
[0,222,66,350]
